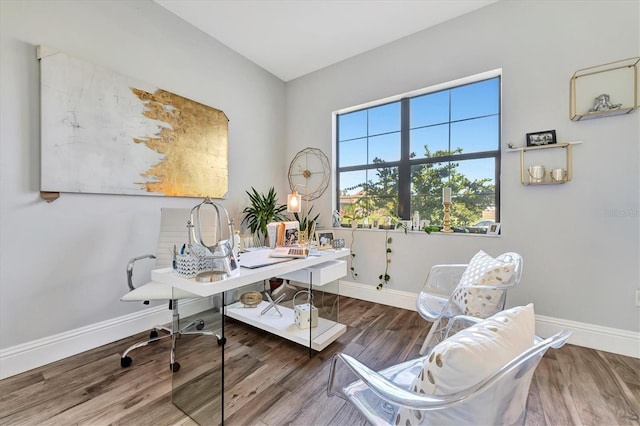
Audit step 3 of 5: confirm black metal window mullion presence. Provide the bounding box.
[335,117,340,210]
[397,98,411,219]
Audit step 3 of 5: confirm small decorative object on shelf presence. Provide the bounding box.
[239,291,262,308]
[332,238,345,249]
[550,168,568,182]
[528,165,546,183]
[442,187,453,233]
[293,291,318,329]
[506,141,581,186]
[487,223,501,235]
[588,94,622,112]
[570,57,639,121]
[332,210,342,227]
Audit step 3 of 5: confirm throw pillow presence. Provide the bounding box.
[394,304,535,425]
[452,250,516,317]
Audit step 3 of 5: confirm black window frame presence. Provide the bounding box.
[335,73,501,224]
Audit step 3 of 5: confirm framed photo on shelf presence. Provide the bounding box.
[487,223,501,235]
[526,129,556,147]
[315,231,335,250]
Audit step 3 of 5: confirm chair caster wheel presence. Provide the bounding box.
[196,320,205,330]
[217,336,226,346]
[150,330,158,339]
[170,362,181,373]
[121,356,132,368]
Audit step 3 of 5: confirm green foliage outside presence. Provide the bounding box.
[340,146,495,229]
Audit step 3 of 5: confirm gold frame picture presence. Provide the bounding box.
[315,231,335,250]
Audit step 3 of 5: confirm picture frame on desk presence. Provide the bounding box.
[315,231,334,250]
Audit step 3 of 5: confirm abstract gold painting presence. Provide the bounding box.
[39,46,228,198]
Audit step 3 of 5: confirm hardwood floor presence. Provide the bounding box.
[1,297,638,425]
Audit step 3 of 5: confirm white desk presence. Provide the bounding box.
[152,248,350,351]
[151,248,351,297]
[156,248,350,425]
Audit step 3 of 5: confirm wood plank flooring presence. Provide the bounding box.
[1,296,638,425]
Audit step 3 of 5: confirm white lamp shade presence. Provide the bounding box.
[287,191,302,213]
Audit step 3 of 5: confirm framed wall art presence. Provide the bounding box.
[38,46,229,198]
[526,129,556,147]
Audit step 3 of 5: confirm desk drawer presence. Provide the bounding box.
[278,260,346,286]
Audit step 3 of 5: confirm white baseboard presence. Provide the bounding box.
[2,284,638,380]
[337,279,640,358]
[0,298,215,380]
[535,314,640,358]
[335,279,418,311]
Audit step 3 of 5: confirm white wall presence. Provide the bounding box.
[0,0,287,350]
[1,0,638,377]
[285,0,640,334]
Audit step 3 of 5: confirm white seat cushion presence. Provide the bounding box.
[395,304,535,425]
[120,281,198,301]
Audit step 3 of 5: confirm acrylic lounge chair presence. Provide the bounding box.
[416,251,523,355]
[328,306,570,426]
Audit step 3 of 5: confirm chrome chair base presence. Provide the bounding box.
[120,299,221,373]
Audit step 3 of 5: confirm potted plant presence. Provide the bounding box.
[241,187,288,245]
[293,205,320,243]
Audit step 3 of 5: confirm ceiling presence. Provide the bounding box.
[154,0,498,82]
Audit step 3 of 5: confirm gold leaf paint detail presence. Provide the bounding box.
[131,88,228,197]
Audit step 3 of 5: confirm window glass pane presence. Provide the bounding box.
[410,158,496,229]
[338,138,367,167]
[450,115,499,154]
[339,169,373,222]
[410,162,448,225]
[449,158,496,228]
[359,166,399,221]
[338,110,367,141]
[454,157,495,188]
[368,102,400,135]
[368,196,399,221]
[410,91,449,128]
[451,78,499,121]
[410,124,449,158]
[339,170,366,197]
[369,132,400,163]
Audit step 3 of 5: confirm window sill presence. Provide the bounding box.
[332,227,500,237]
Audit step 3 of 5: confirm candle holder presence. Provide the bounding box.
[442,202,453,233]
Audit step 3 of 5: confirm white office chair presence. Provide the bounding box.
[416,252,523,355]
[120,207,220,373]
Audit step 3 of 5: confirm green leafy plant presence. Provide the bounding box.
[293,205,320,233]
[423,225,440,234]
[349,227,358,279]
[241,187,287,244]
[377,232,393,290]
[376,224,437,290]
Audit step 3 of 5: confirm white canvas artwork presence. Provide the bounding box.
[39,46,228,197]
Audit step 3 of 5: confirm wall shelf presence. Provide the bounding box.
[506,141,582,185]
[570,57,639,121]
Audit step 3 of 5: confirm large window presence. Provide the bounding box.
[336,72,501,232]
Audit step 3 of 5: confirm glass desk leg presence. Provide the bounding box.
[171,291,225,426]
